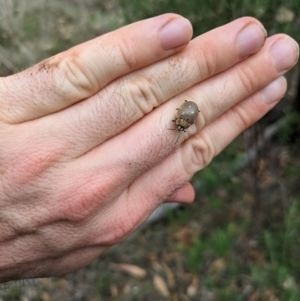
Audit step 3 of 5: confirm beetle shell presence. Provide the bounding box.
[174,100,200,132]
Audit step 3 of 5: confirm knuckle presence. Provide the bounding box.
[100,224,128,245]
[0,130,60,205]
[2,209,40,241]
[61,176,116,223]
[5,147,57,186]
[99,202,138,245]
[195,45,218,79]
[62,187,101,223]
[62,49,100,97]
[236,66,258,95]
[231,105,252,128]
[117,34,139,69]
[189,134,216,170]
[127,76,160,115]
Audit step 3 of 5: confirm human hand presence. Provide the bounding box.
[0,14,298,282]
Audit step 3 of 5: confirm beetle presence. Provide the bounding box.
[171,100,200,143]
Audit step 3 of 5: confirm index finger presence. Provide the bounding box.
[0,14,192,124]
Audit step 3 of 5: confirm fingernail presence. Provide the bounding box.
[160,18,193,50]
[260,77,287,105]
[270,38,299,73]
[238,23,267,58]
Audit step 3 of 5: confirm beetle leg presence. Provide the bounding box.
[175,133,181,144]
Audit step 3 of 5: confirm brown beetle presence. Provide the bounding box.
[171,100,200,143]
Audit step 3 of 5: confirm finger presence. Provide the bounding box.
[167,182,195,203]
[37,17,267,157]
[0,14,193,123]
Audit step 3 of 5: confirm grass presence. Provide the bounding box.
[174,138,300,299]
[175,197,300,299]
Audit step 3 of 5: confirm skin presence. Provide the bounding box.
[0,14,298,283]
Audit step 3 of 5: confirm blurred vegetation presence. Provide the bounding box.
[0,0,300,300]
[120,0,300,41]
[0,0,123,75]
